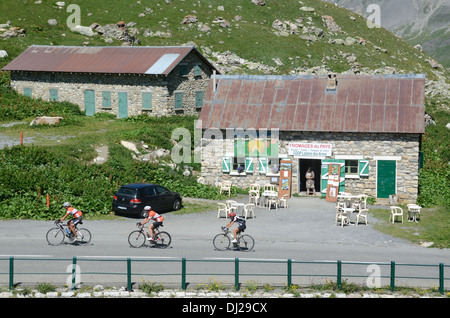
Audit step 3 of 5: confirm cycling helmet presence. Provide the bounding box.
[63,202,71,207]
[228,212,236,218]
[144,206,151,210]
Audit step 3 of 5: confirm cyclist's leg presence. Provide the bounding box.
[232,227,240,242]
[67,220,76,236]
[72,218,82,237]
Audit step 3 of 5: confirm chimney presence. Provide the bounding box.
[327,73,337,90]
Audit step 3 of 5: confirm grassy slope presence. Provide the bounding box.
[0,0,447,79]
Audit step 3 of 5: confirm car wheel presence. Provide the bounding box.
[173,199,181,211]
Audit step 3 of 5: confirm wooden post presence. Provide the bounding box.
[20,132,23,145]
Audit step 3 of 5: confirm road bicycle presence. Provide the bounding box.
[128,223,171,248]
[213,227,254,252]
[46,220,91,246]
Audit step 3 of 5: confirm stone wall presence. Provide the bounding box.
[200,131,421,203]
[9,50,213,117]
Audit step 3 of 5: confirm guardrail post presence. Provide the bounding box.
[71,256,77,290]
[9,256,14,291]
[390,261,395,292]
[181,258,187,290]
[127,258,132,291]
[234,258,240,291]
[287,259,292,288]
[337,260,342,290]
[439,263,444,295]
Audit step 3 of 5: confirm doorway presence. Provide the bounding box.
[118,92,128,118]
[84,90,95,116]
[298,159,321,194]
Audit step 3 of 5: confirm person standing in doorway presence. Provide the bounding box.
[305,167,316,195]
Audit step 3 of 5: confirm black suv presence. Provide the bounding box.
[112,183,182,217]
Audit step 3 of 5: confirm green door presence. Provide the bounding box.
[84,90,95,116]
[377,160,396,198]
[118,92,128,118]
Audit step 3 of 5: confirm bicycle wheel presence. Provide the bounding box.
[153,231,171,248]
[238,234,255,252]
[128,230,146,248]
[46,228,65,246]
[213,233,230,251]
[75,228,91,246]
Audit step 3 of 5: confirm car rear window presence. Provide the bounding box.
[117,188,138,196]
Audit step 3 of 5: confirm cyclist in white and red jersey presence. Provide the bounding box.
[138,206,164,241]
[60,202,83,239]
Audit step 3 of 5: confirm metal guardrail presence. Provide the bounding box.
[0,256,448,294]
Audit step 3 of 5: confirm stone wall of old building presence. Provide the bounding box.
[200,131,421,203]
[9,51,213,117]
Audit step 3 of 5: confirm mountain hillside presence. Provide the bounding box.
[325,0,450,68]
[0,0,448,98]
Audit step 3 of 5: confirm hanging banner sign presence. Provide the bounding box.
[288,142,332,157]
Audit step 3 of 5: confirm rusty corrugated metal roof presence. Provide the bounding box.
[199,74,425,134]
[2,45,219,75]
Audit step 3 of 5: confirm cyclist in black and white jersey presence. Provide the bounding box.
[224,212,246,243]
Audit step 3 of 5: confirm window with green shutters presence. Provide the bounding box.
[102,91,111,108]
[142,92,152,110]
[175,92,183,109]
[24,88,32,98]
[195,91,204,108]
[49,89,58,101]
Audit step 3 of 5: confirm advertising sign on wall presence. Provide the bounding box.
[288,143,332,157]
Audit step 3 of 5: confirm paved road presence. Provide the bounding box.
[0,196,448,289]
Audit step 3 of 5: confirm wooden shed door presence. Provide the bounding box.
[84,90,95,116]
[118,92,128,118]
[377,160,396,198]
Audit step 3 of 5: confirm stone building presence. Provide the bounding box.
[198,74,425,203]
[2,45,219,117]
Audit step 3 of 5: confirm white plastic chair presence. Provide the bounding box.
[355,208,369,225]
[267,197,278,210]
[243,203,255,219]
[219,180,232,197]
[217,202,228,219]
[279,194,289,208]
[226,200,238,214]
[263,184,276,192]
[389,206,403,223]
[336,210,349,227]
[353,194,368,210]
[248,190,260,205]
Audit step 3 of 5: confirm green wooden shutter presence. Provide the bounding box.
[24,88,32,98]
[142,92,152,109]
[245,157,253,173]
[49,89,58,101]
[102,91,111,108]
[222,157,231,173]
[175,92,183,109]
[195,91,204,108]
[258,158,268,174]
[359,159,369,177]
[194,65,201,76]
